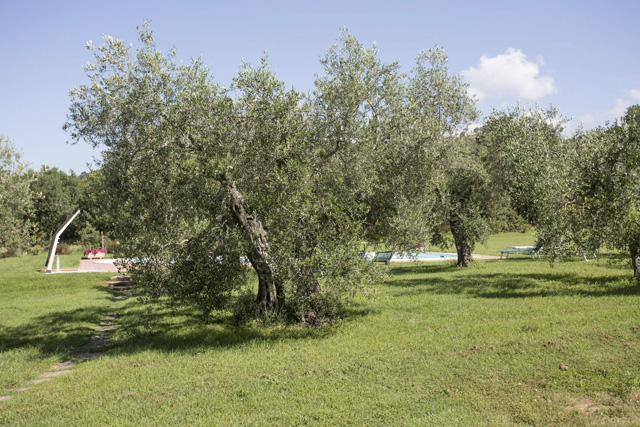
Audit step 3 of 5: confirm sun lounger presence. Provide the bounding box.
[373,251,393,270]
[497,242,542,259]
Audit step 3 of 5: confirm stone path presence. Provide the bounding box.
[0,276,132,403]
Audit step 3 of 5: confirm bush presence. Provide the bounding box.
[106,238,119,255]
[0,248,20,258]
[232,288,264,325]
[232,286,345,327]
[78,223,101,250]
[55,243,72,255]
[30,245,42,255]
[490,206,529,233]
[287,291,344,327]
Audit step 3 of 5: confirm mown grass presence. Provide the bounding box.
[1,237,639,426]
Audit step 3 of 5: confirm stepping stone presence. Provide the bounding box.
[96,325,118,331]
[0,395,11,401]
[29,378,52,384]
[52,361,78,370]
[41,370,73,378]
[12,387,31,392]
[77,352,105,359]
[85,341,109,349]
[107,280,134,285]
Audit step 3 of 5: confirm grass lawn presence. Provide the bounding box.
[1,235,639,425]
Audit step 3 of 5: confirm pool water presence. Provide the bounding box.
[394,252,457,260]
[365,252,457,261]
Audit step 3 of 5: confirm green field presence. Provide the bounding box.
[1,235,639,425]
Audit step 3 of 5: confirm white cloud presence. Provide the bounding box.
[570,89,640,131]
[608,98,632,120]
[463,48,556,102]
[629,89,640,101]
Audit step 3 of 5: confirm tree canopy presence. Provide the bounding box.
[64,23,490,320]
[65,23,640,322]
[569,105,640,278]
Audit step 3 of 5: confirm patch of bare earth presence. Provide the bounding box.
[564,393,640,425]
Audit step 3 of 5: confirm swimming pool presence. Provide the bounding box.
[365,252,457,261]
[393,252,457,261]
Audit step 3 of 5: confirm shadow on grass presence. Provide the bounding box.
[386,259,639,299]
[109,292,374,356]
[0,306,106,360]
[0,286,374,361]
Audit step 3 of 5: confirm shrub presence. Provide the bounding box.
[106,238,119,254]
[232,288,264,325]
[56,243,72,255]
[30,245,42,255]
[0,247,21,258]
[490,206,529,233]
[78,223,100,250]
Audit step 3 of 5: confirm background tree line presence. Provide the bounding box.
[0,142,117,257]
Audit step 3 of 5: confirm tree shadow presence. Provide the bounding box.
[108,292,375,356]
[0,285,375,361]
[0,306,106,360]
[386,261,639,299]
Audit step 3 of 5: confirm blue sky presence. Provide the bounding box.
[1,0,638,173]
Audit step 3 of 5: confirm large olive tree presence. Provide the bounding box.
[65,24,380,321]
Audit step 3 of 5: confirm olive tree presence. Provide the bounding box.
[406,47,481,266]
[571,105,640,279]
[476,105,574,259]
[309,30,426,247]
[65,23,380,321]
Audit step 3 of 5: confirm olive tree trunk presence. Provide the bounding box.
[225,180,284,310]
[450,214,473,268]
[630,243,640,281]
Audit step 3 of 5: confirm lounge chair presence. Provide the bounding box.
[373,251,393,270]
[497,242,543,259]
[580,245,599,261]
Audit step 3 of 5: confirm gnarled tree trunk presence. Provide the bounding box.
[630,243,640,281]
[450,214,473,268]
[224,179,284,310]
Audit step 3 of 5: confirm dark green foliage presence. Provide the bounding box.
[0,248,20,258]
[489,205,529,233]
[0,135,34,252]
[76,169,118,239]
[29,166,83,241]
[77,222,101,250]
